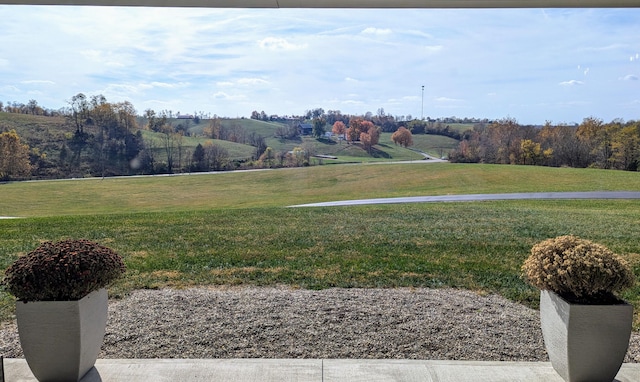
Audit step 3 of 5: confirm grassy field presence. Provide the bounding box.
[1,163,640,328]
[1,163,638,216]
[138,130,256,161]
[407,134,460,158]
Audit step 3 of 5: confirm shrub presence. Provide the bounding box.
[522,235,635,304]
[3,239,126,302]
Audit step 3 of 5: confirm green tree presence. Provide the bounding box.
[312,118,326,138]
[192,143,206,171]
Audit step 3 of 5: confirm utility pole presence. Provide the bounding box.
[421,85,425,120]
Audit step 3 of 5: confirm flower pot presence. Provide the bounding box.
[540,290,633,382]
[16,288,108,382]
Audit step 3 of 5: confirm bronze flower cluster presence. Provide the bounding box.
[3,239,126,302]
[522,235,635,304]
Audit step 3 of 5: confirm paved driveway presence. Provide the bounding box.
[289,191,640,207]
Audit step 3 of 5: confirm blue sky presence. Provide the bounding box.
[0,6,639,125]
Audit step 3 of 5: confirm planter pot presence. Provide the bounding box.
[540,290,633,382]
[16,288,108,382]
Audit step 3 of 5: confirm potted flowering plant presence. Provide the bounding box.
[2,239,125,382]
[522,235,635,382]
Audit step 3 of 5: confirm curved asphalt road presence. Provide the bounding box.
[289,191,640,207]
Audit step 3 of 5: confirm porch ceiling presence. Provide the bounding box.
[0,0,638,8]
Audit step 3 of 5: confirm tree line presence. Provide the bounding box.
[449,117,640,171]
[4,94,638,181]
[1,94,206,180]
[251,107,477,140]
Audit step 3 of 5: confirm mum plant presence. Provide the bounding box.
[522,235,635,304]
[3,239,126,302]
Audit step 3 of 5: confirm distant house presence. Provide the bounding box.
[177,114,194,119]
[297,123,313,135]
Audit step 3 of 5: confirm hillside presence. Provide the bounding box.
[0,112,462,179]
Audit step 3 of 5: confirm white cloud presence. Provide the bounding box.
[213,91,247,101]
[21,80,55,86]
[0,85,20,93]
[237,78,270,86]
[258,37,307,51]
[620,74,639,81]
[559,80,585,86]
[361,27,392,35]
[79,49,125,67]
[102,83,140,95]
[435,97,463,102]
[140,82,190,90]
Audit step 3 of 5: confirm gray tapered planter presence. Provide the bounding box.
[540,290,633,382]
[16,288,108,382]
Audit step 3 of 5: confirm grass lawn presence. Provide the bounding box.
[1,163,639,328]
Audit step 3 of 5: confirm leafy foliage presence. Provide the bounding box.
[391,127,413,148]
[450,117,640,170]
[0,129,31,180]
[3,239,126,301]
[522,235,635,304]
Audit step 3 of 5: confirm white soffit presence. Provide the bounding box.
[0,0,639,8]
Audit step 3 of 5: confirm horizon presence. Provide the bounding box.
[0,6,639,125]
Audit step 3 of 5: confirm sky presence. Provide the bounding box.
[0,6,639,125]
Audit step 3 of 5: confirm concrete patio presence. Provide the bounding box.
[4,359,640,382]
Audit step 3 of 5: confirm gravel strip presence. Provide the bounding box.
[1,286,638,362]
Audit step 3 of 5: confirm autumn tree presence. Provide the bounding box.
[391,127,413,148]
[610,124,640,171]
[203,142,229,171]
[115,101,138,134]
[576,117,614,168]
[203,118,222,139]
[362,125,380,153]
[144,109,167,132]
[346,118,373,143]
[0,130,31,180]
[259,146,275,168]
[287,147,306,167]
[332,121,346,143]
[519,139,552,165]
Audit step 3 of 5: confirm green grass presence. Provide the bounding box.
[1,201,639,327]
[0,163,637,217]
[138,130,256,161]
[408,134,460,158]
[1,163,640,328]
